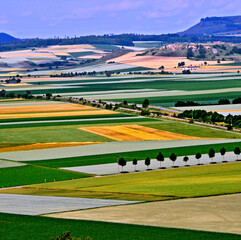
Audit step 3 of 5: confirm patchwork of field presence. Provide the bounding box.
[3,162,241,201]
[61,150,241,175]
[2,73,241,107]
[0,194,139,215]
[1,139,240,161]
[48,194,241,235]
[80,124,204,141]
[0,103,96,114]
[174,104,241,116]
[2,213,239,240]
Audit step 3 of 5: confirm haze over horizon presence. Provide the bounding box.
[1,0,241,38]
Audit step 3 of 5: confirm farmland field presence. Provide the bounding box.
[2,162,241,201]
[1,213,240,240]
[0,44,241,240]
[0,165,90,188]
[48,194,241,235]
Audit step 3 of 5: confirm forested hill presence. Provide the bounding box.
[179,16,241,36]
[0,33,18,43]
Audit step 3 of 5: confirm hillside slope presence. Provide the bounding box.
[180,16,241,36]
[0,33,18,43]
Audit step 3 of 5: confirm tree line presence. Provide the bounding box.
[175,98,241,107]
[177,109,241,129]
[1,33,241,52]
[118,146,241,172]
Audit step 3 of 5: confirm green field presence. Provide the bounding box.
[3,162,241,201]
[0,165,90,188]
[1,213,240,240]
[69,51,99,58]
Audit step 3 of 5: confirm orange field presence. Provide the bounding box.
[111,52,222,69]
[110,52,236,71]
[0,104,97,114]
[80,124,202,141]
[0,109,117,119]
[0,142,102,152]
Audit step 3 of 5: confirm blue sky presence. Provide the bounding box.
[1,0,241,38]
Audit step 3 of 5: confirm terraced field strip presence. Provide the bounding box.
[0,104,97,114]
[0,109,118,119]
[80,124,203,141]
[0,194,140,215]
[48,194,241,235]
[1,139,239,161]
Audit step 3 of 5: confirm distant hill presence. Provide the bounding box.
[0,33,18,43]
[179,16,241,36]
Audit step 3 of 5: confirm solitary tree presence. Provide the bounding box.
[220,147,226,162]
[118,157,126,172]
[234,147,241,161]
[142,99,150,108]
[132,158,138,172]
[195,152,202,165]
[145,157,151,170]
[208,148,215,164]
[156,152,165,169]
[183,156,189,166]
[170,153,177,167]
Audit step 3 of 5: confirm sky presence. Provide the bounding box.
[1,0,241,38]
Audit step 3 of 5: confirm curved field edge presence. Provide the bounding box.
[1,213,240,240]
[2,162,241,201]
[26,141,241,168]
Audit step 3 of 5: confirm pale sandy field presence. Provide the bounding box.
[111,52,225,69]
[47,194,241,235]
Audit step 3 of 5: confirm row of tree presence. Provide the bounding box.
[175,97,241,107]
[118,147,241,172]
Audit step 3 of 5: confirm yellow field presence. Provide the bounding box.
[0,104,97,114]
[0,109,117,119]
[0,142,102,152]
[80,124,202,141]
[1,83,32,87]
[217,109,241,113]
[53,52,71,56]
[0,98,23,102]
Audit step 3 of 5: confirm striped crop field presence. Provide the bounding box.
[0,104,97,114]
[80,124,204,141]
[0,109,118,119]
